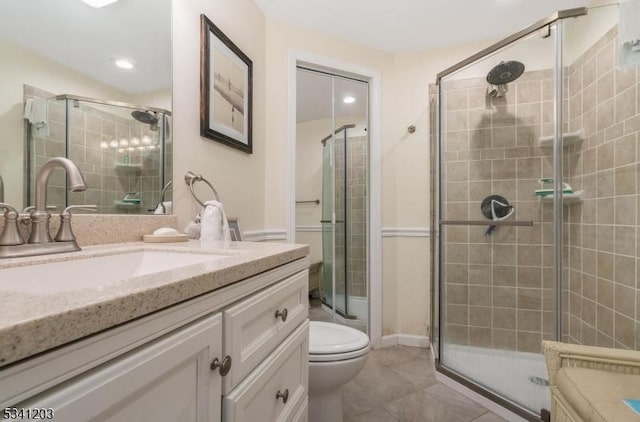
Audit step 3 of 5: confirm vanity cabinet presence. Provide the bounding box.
[18,314,223,422]
[0,258,310,422]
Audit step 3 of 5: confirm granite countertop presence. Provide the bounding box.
[0,240,309,368]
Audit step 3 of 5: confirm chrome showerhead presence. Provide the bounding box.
[486,61,525,85]
[131,110,158,125]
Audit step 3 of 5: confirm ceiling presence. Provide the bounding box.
[255,0,591,52]
[297,69,368,122]
[0,0,171,94]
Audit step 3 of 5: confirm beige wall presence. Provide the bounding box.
[169,0,499,339]
[172,0,266,232]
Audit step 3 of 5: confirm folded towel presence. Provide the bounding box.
[200,200,231,242]
[619,0,640,67]
[153,201,173,215]
[24,98,49,137]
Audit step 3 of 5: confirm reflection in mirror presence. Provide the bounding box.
[0,0,172,214]
[296,67,369,334]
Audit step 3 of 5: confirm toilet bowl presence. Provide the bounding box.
[308,321,370,422]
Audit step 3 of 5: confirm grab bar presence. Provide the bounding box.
[440,220,533,227]
[296,199,320,205]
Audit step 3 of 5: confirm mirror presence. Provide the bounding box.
[296,67,369,333]
[0,0,172,214]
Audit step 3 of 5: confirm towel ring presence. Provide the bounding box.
[184,171,221,207]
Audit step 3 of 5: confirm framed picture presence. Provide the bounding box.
[227,217,242,241]
[200,14,253,154]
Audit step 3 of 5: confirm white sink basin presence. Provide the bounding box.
[0,251,227,294]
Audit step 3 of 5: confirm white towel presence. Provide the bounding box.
[200,200,231,242]
[24,98,49,137]
[620,0,640,67]
[153,201,173,215]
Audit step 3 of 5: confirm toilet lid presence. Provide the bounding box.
[309,321,370,356]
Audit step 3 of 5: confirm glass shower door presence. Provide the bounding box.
[321,134,348,316]
[437,23,559,417]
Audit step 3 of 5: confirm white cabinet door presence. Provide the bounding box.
[223,321,309,422]
[18,313,223,422]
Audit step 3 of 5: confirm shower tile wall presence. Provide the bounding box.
[334,134,347,302]
[347,135,368,298]
[564,25,640,350]
[25,85,163,214]
[440,70,558,353]
[332,131,368,301]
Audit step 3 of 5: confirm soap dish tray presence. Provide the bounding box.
[143,233,189,243]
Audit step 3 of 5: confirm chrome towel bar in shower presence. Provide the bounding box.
[440,220,534,227]
[296,199,320,205]
[184,171,221,207]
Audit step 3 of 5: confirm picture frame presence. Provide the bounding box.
[227,217,242,241]
[200,14,253,154]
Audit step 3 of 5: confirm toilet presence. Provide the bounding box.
[308,321,370,422]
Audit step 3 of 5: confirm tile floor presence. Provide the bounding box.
[342,345,506,422]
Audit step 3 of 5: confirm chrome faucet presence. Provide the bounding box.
[29,157,87,244]
[0,157,92,258]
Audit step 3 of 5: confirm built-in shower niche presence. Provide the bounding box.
[25,85,171,214]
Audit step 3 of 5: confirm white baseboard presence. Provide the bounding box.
[436,371,529,422]
[242,229,288,242]
[378,334,430,349]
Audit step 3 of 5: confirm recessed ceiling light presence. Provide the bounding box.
[114,58,134,69]
[81,0,119,8]
[343,96,356,104]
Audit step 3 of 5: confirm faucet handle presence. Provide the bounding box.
[54,205,97,242]
[61,205,98,215]
[23,205,57,213]
[0,203,25,246]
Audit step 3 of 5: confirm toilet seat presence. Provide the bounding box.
[309,321,370,362]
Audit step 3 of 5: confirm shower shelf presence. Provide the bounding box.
[537,190,584,205]
[538,130,583,148]
[114,200,143,210]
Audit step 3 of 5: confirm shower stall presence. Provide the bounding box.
[24,88,172,214]
[321,124,365,321]
[431,4,639,420]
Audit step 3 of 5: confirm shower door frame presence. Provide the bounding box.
[431,7,587,422]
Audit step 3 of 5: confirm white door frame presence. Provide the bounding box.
[285,50,382,348]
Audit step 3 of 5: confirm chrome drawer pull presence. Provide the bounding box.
[276,389,289,404]
[275,308,288,322]
[210,355,232,376]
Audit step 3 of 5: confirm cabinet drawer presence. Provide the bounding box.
[223,270,308,393]
[223,321,309,422]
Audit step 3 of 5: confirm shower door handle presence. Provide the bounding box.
[440,220,533,227]
[320,220,345,223]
